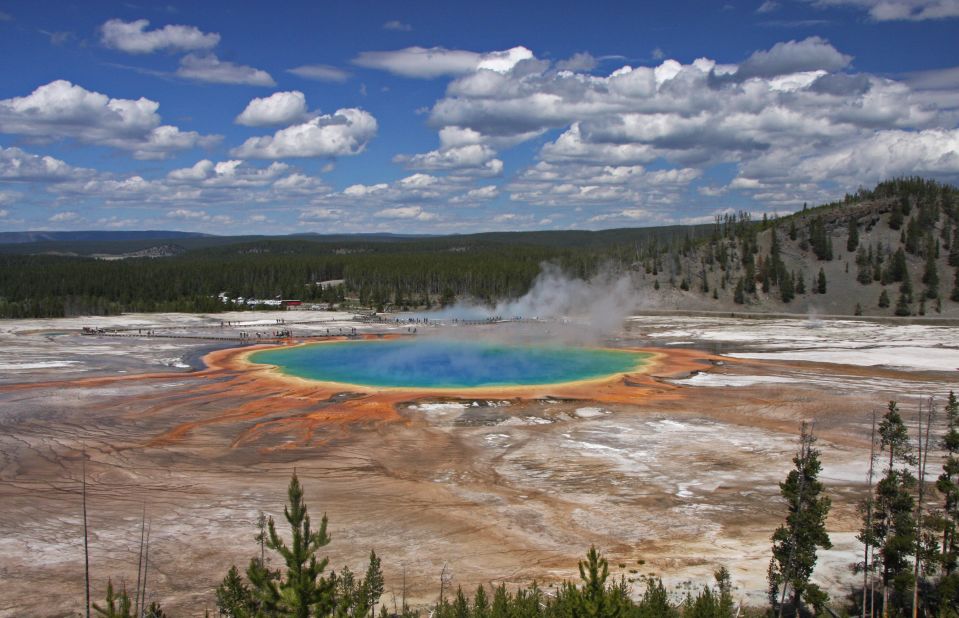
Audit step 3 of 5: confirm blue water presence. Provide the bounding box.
[249,338,648,388]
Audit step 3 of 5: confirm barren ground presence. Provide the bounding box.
[1,310,957,617]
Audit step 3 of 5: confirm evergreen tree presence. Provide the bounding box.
[93,580,133,618]
[938,392,959,576]
[574,546,622,618]
[894,292,911,317]
[889,204,904,230]
[923,240,939,299]
[879,289,890,308]
[216,565,257,617]
[733,278,745,304]
[473,584,489,618]
[848,217,860,252]
[769,423,832,617]
[635,578,678,618]
[952,267,959,302]
[249,472,335,618]
[780,270,795,303]
[362,550,384,618]
[490,584,509,618]
[795,271,806,295]
[817,268,827,294]
[885,249,908,283]
[869,402,917,616]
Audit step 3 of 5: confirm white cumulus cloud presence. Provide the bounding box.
[231,108,377,159]
[352,46,533,79]
[374,206,438,220]
[236,91,309,126]
[100,18,220,54]
[0,80,218,159]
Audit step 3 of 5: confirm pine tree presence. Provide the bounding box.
[869,402,917,616]
[452,586,469,618]
[848,217,860,252]
[922,240,939,299]
[938,392,959,576]
[362,550,384,618]
[817,268,827,294]
[952,267,959,302]
[93,580,133,618]
[780,270,795,303]
[734,277,745,304]
[473,584,490,618]
[889,204,904,230]
[249,471,335,618]
[216,565,256,617]
[879,289,890,308]
[769,423,832,617]
[575,546,622,618]
[636,578,677,618]
[490,584,509,618]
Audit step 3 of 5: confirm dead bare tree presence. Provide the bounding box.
[863,410,877,618]
[439,562,452,605]
[134,503,146,617]
[82,449,91,618]
[139,519,151,618]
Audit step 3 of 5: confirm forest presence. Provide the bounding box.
[1,178,957,320]
[83,393,959,617]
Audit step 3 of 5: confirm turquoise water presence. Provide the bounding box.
[249,338,648,388]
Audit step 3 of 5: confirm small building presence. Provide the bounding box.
[281,299,303,309]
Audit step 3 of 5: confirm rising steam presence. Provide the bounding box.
[420,263,649,344]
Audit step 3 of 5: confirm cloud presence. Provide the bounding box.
[394,144,503,176]
[905,65,959,90]
[728,36,852,80]
[299,207,344,220]
[812,0,959,20]
[0,80,218,158]
[236,91,309,126]
[374,206,438,220]
[555,52,598,72]
[49,211,81,222]
[166,208,207,219]
[406,37,959,214]
[176,53,275,86]
[382,20,412,31]
[0,209,8,218]
[738,128,959,187]
[0,10,12,21]
[287,64,350,82]
[41,30,74,46]
[167,159,290,187]
[451,185,500,204]
[231,108,377,159]
[100,18,220,53]
[757,0,780,12]
[0,146,94,182]
[352,46,533,78]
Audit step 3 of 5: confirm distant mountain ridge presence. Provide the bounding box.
[0,230,212,244]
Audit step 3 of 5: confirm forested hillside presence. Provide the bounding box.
[1,178,957,319]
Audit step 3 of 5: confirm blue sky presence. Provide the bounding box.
[0,0,957,234]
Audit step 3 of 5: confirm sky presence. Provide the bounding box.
[0,0,957,235]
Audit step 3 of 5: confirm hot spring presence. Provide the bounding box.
[248,338,650,389]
